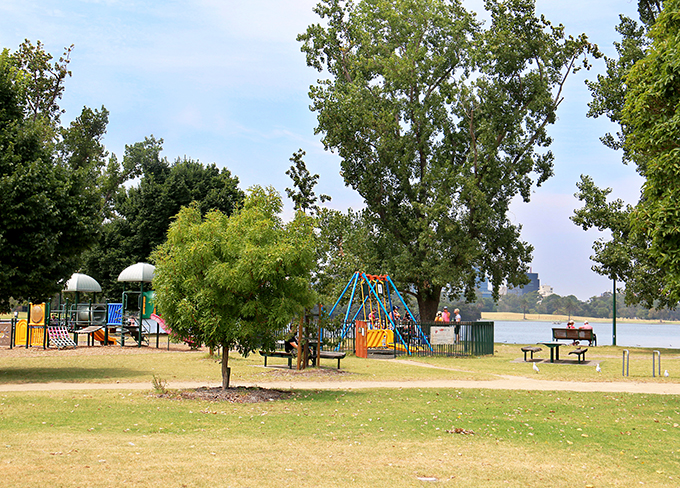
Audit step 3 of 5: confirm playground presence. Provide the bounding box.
[1,263,172,351]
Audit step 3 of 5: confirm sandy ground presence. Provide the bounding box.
[1,344,678,395]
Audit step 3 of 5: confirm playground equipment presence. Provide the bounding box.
[118,262,154,347]
[7,267,168,349]
[328,272,432,355]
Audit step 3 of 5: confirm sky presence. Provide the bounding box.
[0,0,643,300]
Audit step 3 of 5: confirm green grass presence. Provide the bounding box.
[0,387,678,487]
[1,344,679,486]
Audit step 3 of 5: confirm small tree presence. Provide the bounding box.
[152,186,317,389]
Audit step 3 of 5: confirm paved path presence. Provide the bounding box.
[1,377,678,395]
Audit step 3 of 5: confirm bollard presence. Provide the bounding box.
[652,350,661,377]
[622,349,629,377]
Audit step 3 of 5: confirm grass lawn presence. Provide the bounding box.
[1,387,678,487]
[1,343,679,486]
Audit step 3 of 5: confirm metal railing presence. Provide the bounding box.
[317,321,495,357]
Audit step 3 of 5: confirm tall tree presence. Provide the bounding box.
[83,137,245,298]
[574,0,679,308]
[0,42,106,310]
[152,187,317,389]
[299,0,598,320]
[285,149,331,215]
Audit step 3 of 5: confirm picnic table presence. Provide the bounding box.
[538,341,563,363]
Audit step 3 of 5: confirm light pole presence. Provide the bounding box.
[612,278,617,346]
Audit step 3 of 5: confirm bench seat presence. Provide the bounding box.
[552,328,597,346]
[569,347,588,363]
[259,350,293,369]
[315,351,347,369]
[521,346,542,361]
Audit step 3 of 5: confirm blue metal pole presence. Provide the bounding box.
[386,275,433,351]
[363,274,410,354]
[328,273,356,318]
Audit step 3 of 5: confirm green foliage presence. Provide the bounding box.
[285,149,330,214]
[0,42,105,310]
[83,137,245,299]
[152,187,317,388]
[299,0,599,319]
[577,1,680,308]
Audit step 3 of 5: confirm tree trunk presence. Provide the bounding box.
[221,347,230,390]
[417,284,442,322]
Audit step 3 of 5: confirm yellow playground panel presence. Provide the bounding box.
[366,329,393,348]
[14,303,47,347]
[13,319,44,347]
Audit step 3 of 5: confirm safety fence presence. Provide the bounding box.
[316,321,495,357]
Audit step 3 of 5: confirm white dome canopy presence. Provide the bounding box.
[117,262,155,283]
[64,273,102,293]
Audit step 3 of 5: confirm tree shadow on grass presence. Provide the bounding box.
[0,366,152,383]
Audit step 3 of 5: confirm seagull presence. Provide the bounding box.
[596,363,601,373]
[533,362,540,373]
[664,370,669,377]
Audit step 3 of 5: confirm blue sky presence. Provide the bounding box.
[0,0,642,300]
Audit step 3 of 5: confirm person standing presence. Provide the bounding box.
[441,306,451,322]
[453,308,462,343]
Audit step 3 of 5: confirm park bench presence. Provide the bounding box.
[568,347,588,363]
[552,328,597,346]
[259,350,294,369]
[520,346,542,361]
[260,350,347,369]
[312,350,347,369]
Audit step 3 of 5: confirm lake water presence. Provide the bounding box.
[493,321,680,349]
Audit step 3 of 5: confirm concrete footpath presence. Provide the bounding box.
[1,377,679,395]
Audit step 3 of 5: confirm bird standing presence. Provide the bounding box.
[664,370,669,377]
[596,363,601,373]
[533,362,540,373]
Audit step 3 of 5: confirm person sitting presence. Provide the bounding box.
[566,320,575,329]
[284,327,299,355]
[581,321,593,329]
[389,306,401,324]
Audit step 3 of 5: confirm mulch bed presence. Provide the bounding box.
[158,386,292,403]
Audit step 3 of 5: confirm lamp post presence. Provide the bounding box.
[612,278,617,346]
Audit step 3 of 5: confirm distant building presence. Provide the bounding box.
[476,277,493,299]
[538,284,554,297]
[506,271,540,296]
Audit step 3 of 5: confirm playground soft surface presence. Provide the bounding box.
[1,344,679,487]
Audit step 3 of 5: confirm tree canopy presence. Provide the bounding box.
[0,41,106,310]
[574,0,680,308]
[82,136,244,298]
[152,187,317,389]
[299,0,599,319]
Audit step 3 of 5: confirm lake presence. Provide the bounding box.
[493,320,680,349]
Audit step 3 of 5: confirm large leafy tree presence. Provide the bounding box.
[83,136,244,298]
[573,0,679,308]
[152,187,317,389]
[0,41,107,310]
[299,0,598,319]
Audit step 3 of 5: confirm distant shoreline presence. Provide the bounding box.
[481,311,680,325]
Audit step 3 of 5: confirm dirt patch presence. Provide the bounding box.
[158,386,292,403]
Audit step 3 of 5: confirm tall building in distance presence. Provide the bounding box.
[485,269,545,297]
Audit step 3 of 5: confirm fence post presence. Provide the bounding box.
[652,350,661,377]
[622,349,629,377]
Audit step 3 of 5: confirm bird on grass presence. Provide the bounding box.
[596,363,601,373]
[664,370,669,377]
[533,362,540,373]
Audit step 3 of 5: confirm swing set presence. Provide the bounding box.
[327,272,432,355]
